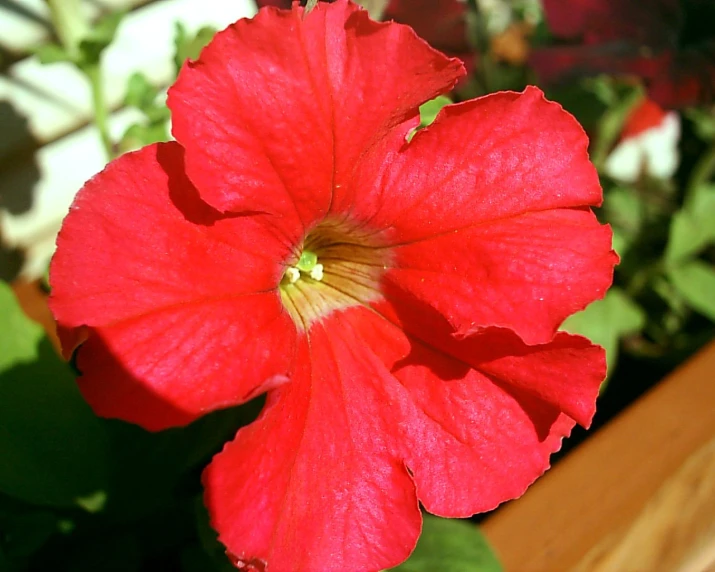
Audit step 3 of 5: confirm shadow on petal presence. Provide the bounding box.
[156,143,268,226]
[384,285,568,442]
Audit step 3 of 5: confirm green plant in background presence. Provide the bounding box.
[36,0,124,159]
[664,113,715,323]
[117,72,171,154]
[560,81,715,380]
[36,4,217,159]
[118,23,219,154]
[392,516,501,572]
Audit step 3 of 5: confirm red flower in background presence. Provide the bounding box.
[603,98,681,182]
[50,1,616,570]
[382,0,471,69]
[531,0,715,108]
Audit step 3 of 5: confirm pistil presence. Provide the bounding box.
[283,249,324,284]
[278,220,392,329]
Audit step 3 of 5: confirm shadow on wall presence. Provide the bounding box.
[0,101,41,281]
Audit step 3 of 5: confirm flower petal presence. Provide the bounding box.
[204,313,421,572]
[74,293,294,431]
[369,296,603,513]
[168,0,464,223]
[205,302,604,568]
[49,142,297,430]
[384,208,617,344]
[50,142,293,329]
[373,294,604,428]
[396,353,577,515]
[349,87,604,244]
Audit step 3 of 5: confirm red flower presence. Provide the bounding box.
[531,0,715,108]
[50,1,616,570]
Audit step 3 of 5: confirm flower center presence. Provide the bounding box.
[279,219,391,329]
[283,250,324,284]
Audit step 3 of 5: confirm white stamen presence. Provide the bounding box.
[309,263,324,281]
[286,267,301,283]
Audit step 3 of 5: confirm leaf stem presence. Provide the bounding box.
[44,0,115,160]
[45,0,87,59]
[590,87,644,170]
[84,64,114,160]
[684,141,715,210]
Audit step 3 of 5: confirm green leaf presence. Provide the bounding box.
[192,496,236,572]
[0,282,109,508]
[0,284,44,372]
[144,101,170,124]
[119,73,170,153]
[181,545,224,572]
[102,399,261,520]
[124,72,160,111]
[66,534,142,572]
[174,23,218,72]
[119,121,170,153]
[356,0,389,19]
[610,227,630,261]
[0,507,59,566]
[582,75,618,106]
[419,95,452,128]
[602,186,643,258]
[90,11,124,44]
[561,288,645,375]
[545,83,606,135]
[668,260,715,321]
[685,107,715,141]
[391,516,501,572]
[78,10,125,67]
[34,43,75,65]
[667,214,709,265]
[666,185,715,264]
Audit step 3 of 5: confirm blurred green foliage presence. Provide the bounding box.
[543,75,715,374]
[391,516,502,572]
[0,283,109,509]
[35,10,124,70]
[119,23,217,153]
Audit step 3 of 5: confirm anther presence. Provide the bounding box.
[309,263,324,281]
[285,267,301,283]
